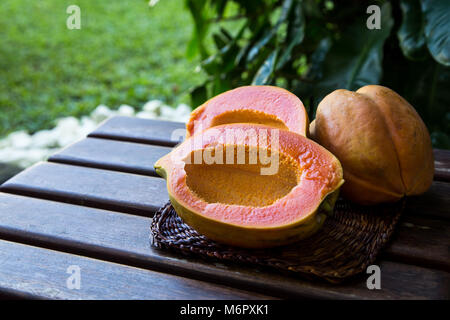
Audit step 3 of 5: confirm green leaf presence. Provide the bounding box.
[398,0,427,60]
[215,0,227,19]
[307,37,332,80]
[252,50,278,85]
[314,3,394,103]
[213,33,227,50]
[421,0,450,66]
[212,75,232,96]
[277,0,305,69]
[185,0,210,59]
[200,54,221,74]
[247,0,293,62]
[403,62,450,134]
[190,84,207,108]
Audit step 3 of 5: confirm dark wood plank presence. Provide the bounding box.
[89,116,185,147]
[406,181,450,220]
[49,137,171,176]
[0,162,448,272]
[0,239,271,300]
[89,116,450,180]
[434,149,450,182]
[4,159,447,222]
[0,162,168,216]
[384,215,450,271]
[0,193,447,299]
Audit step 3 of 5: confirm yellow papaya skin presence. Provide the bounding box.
[312,85,434,205]
[159,174,340,248]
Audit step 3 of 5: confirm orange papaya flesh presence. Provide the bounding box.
[186,86,309,137]
[155,123,344,248]
[312,85,434,205]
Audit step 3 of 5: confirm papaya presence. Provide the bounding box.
[155,123,344,248]
[186,85,309,137]
[311,85,434,205]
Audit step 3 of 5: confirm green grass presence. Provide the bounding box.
[0,0,206,137]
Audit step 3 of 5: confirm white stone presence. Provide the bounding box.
[136,111,157,119]
[7,131,32,149]
[31,130,59,148]
[52,117,81,147]
[142,100,163,114]
[117,104,135,117]
[20,148,54,167]
[79,117,98,137]
[176,103,192,115]
[1,101,193,168]
[91,104,116,123]
[159,105,178,120]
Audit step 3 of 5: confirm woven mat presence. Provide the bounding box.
[151,199,404,283]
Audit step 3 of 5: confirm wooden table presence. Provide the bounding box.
[0,116,448,300]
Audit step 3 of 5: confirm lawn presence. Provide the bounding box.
[0,0,205,137]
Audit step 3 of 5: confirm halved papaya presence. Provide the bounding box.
[155,123,344,248]
[186,86,309,137]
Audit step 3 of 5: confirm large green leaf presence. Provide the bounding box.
[397,0,427,60]
[405,62,450,148]
[277,0,305,69]
[252,50,278,85]
[246,0,293,62]
[190,84,208,109]
[421,0,450,66]
[313,3,394,104]
[185,0,211,59]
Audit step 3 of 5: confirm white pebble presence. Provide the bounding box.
[31,130,59,148]
[52,117,81,146]
[136,111,157,119]
[79,116,97,137]
[159,105,178,120]
[91,104,116,123]
[7,131,32,149]
[117,104,135,117]
[143,100,163,114]
[1,101,193,168]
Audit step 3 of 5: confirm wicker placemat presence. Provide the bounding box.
[151,199,404,283]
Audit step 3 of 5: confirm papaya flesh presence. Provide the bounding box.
[312,85,434,205]
[186,85,309,137]
[155,123,344,248]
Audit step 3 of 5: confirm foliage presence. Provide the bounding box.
[0,0,205,137]
[185,0,450,148]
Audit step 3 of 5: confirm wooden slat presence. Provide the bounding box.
[0,239,271,300]
[384,215,450,271]
[89,117,450,180]
[0,162,448,272]
[0,162,168,216]
[434,149,450,182]
[46,136,450,221]
[406,181,450,220]
[49,137,171,176]
[89,116,185,147]
[0,193,447,299]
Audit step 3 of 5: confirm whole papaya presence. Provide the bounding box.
[311,85,434,205]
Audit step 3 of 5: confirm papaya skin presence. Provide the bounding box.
[167,189,339,248]
[155,123,344,248]
[312,85,434,205]
[186,85,309,137]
